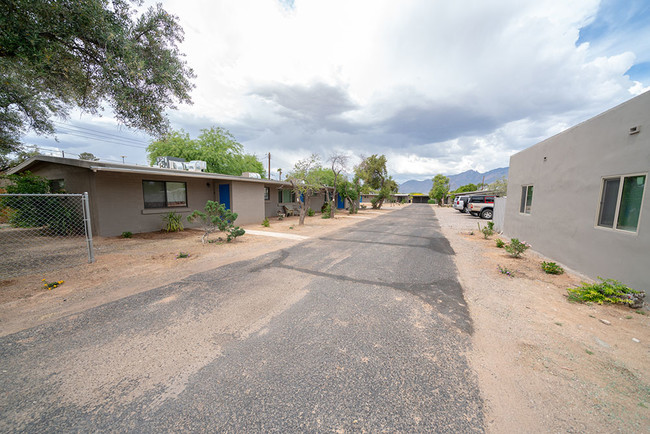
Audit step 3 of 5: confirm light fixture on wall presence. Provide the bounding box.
[543,156,547,162]
[629,126,640,135]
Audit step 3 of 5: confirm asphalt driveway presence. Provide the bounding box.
[0,204,483,432]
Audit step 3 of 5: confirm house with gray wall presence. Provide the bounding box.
[503,91,649,290]
[7,156,297,237]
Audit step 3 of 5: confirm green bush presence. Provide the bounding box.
[307,208,315,217]
[495,239,505,248]
[187,200,245,244]
[163,212,184,232]
[262,218,270,227]
[567,278,640,305]
[121,231,133,238]
[487,221,494,230]
[541,261,564,275]
[176,252,189,259]
[321,202,331,219]
[1,172,84,235]
[479,222,494,239]
[504,238,529,258]
[427,199,436,204]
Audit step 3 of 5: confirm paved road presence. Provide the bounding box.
[0,204,483,432]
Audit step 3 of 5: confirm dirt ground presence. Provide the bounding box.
[1,203,648,432]
[0,205,400,336]
[434,205,649,433]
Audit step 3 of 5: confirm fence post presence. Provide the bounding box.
[82,192,95,263]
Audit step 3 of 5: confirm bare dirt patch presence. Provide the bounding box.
[435,206,649,433]
[0,205,402,336]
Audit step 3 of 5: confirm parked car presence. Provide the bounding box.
[453,195,470,213]
[468,195,495,219]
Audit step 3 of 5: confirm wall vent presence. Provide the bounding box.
[629,126,640,135]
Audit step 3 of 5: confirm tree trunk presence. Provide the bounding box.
[299,195,309,225]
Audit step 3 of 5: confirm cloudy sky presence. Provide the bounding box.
[26,0,650,183]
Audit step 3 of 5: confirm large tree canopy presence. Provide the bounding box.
[354,154,397,209]
[429,174,450,205]
[0,0,195,155]
[147,126,265,176]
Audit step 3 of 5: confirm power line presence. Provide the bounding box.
[54,123,150,146]
[52,130,149,149]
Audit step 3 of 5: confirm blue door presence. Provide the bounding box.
[219,184,231,210]
[337,194,345,209]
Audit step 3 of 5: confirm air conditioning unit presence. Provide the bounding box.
[242,172,262,179]
[186,160,207,172]
[156,156,186,169]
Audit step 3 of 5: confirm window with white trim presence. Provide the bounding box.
[597,174,645,232]
[520,185,533,214]
[264,187,270,201]
[143,180,187,208]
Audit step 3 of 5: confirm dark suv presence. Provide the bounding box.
[468,195,495,219]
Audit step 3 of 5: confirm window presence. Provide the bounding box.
[597,174,645,232]
[49,179,65,193]
[278,189,295,203]
[519,186,533,214]
[264,187,270,201]
[143,180,187,208]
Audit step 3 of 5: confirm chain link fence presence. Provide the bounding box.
[0,193,94,279]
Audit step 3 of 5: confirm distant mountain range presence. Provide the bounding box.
[399,167,509,194]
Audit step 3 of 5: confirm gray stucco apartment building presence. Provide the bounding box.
[504,91,649,290]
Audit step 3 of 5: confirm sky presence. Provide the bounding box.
[25,0,650,183]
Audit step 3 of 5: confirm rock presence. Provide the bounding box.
[625,290,646,309]
[632,338,640,343]
[599,319,611,325]
[594,337,610,348]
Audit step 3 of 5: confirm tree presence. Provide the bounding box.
[147,127,264,176]
[0,0,195,156]
[355,154,394,209]
[429,174,450,205]
[186,201,245,244]
[328,154,349,218]
[78,152,99,161]
[488,176,508,196]
[336,180,359,213]
[1,148,40,170]
[286,154,325,225]
[453,183,478,194]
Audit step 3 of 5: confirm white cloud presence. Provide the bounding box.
[31,0,649,182]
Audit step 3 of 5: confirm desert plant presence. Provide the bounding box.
[163,211,184,232]
[187,201,245,244]
[567,278,642,305]
[495,238,505,248]
[321,202,331,219]
[504,238,529,258]
[42,279,64,290]
[487,221,494,231]
[262,218,270,227]
[307,208,315,217]
[176,252,189,259]
[479,222,494,239]
[121,231,133,238]
[541,261,564,275]
[497,265,514,277]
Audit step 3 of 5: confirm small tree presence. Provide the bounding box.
[78,152,99,161]
[429,174,450,205]
[355,154,395,209]
[328,153,349,218]
[286,154,324,225]
[187,201,245,244]
[488,176,508,196]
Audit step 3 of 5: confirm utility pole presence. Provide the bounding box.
[268,153,271,180]
[61,150,65,158]
[121,155,126,164]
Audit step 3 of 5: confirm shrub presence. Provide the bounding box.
[307,208,315,217]
[42,279,64,290]
[262,218,270,227]
[479,222,494,239]
[487,221,494,230]
[541,261,564,275]
[567,278,642,305]
[495,239,505,248]
[176,252,189,259]
[163,212,184,232]
[321,202,331,219]
[121,231,133,238]
[427,199,436,204]
[504,238,529,258]
[187,200,245,244]
[497,265,514,277]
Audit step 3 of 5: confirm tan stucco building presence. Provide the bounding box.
[8,156,301,236]
[504,91,649,290]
